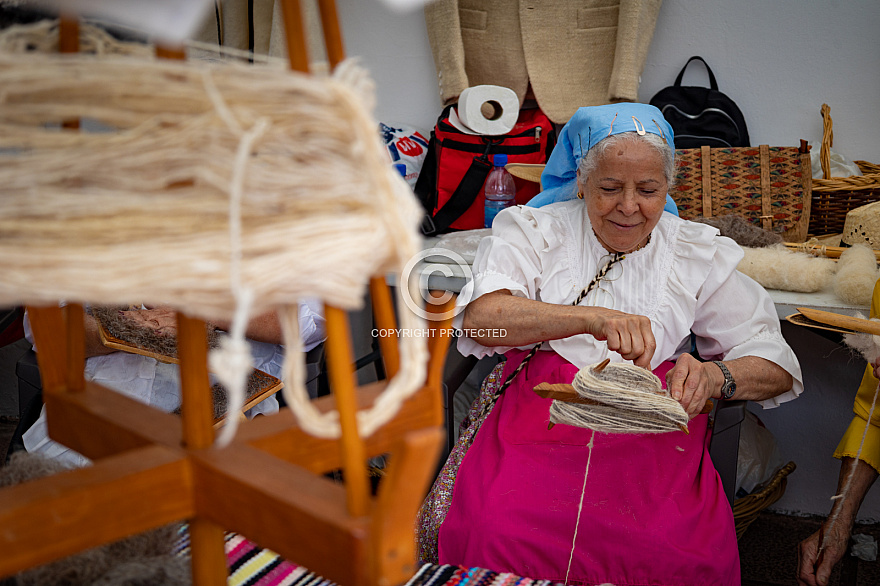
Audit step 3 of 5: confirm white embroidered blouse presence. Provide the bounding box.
[454,200,803,408]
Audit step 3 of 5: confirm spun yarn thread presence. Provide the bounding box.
[555,360,688,584]
[821,322,880,555]
[0,49,427,442]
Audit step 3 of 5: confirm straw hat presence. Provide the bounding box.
[505,163,545,187]
[842,200,880,249]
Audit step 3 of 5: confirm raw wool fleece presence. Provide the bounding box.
[737,244,837,293]
[843,317,880,365]
[91,306,274,420]
[91,306,220,360]
[0,452,190,586]
[835,244,880,306]
[695,215,784,248]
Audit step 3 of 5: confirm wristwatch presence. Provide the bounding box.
[712,360,737,400]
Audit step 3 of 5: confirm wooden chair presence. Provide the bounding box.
[0,3,451,584]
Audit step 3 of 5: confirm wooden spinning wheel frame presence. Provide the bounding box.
[0,2,451,585]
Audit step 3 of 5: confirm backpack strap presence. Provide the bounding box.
[415,104,495,236]
[674,56,719,90]
[428,153,493,235]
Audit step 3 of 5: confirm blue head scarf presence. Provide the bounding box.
[527,103,679,215]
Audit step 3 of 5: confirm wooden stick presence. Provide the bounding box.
[64,303,85,392]
[369,277,399,379]
[534,382,604,406]
[316,0,345,69]
[797,307,880,335]
[177,314,214,450]
[177,311,226,586]
[534,380,713,434]
[323,306,370,518]
[784,242,880,262]
[26,306,67,395]
[280,0,310,73]
[58,16,80,131]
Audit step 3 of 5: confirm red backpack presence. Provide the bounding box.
[414,105,556,235]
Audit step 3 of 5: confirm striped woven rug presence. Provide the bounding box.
[404,564,561,586]
[175,529,337,586]
[175,530,558,586]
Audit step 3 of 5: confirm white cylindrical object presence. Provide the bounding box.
[454,85,519,136]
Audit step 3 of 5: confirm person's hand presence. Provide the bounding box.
[665,353,716,418]
[582,308,655,369]
[798,524,850,586]
[120,306,178,337]
[872,358,880,381]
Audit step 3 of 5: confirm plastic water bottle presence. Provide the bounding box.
[484,153,516,228]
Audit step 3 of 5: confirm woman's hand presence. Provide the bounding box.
[872,358,880,380]
[581,308,655,369]
[462,292,656,368]
[665,353,718,417]
[797,524,850,586]
[120,306,178,337]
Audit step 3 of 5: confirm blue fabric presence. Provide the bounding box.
[527,103,677,214]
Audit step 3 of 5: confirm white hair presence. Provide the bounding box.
[576,132,675,194]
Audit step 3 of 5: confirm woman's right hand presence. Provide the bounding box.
[582,308,655,369]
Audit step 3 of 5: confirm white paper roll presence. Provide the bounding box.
[454,85,519,136]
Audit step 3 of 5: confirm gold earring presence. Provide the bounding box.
[577,191,584,199]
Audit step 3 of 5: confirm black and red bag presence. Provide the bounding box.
[414,105,556,235]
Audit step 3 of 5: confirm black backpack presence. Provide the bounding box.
[649,56,750,149]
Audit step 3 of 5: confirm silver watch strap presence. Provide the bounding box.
[712,360,736,400]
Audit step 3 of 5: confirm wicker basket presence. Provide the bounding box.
[809,104,880,236]
[732,461,797,540]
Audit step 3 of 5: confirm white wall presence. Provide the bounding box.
[335,0,880,517]
[336,0,442,136]
[639,0,880,164]
[338,0,880,163]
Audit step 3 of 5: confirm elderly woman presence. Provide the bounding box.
[418,103,803,585]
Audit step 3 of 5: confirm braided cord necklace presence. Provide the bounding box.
[473,251,626,423]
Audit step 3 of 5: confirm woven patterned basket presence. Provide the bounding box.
[809,104,880,236]
[733,461,797,540]
[673,145,812,242]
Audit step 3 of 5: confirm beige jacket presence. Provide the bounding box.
[424,0,662,124]
[193,0,327,64]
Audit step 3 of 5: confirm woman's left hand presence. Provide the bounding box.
[665,353,719,418]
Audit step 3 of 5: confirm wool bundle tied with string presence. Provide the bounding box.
[541,360,690,434]
[0,50,427,443]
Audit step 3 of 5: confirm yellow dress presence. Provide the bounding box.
[834,279,880,472]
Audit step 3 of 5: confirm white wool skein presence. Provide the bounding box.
[550,362,689,434]
[834,244,880,306]
[737,244,837,293]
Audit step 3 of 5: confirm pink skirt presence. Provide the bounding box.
[437,350,739,586]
